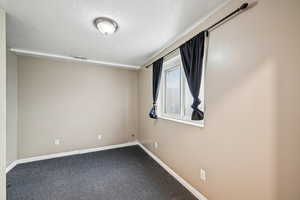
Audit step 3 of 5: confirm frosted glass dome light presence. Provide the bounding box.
[94,17,119,35]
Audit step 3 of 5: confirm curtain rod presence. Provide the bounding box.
[145,2,249,68]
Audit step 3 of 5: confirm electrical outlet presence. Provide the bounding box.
[54,139,60,145]
[200,169,206,181]
[98,134,102,140]
[154,142,158,149]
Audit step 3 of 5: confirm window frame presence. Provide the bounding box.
[157,50,205,128]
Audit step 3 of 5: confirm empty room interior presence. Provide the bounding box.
[0,0,300,200]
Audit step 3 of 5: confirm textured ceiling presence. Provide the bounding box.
[1,0,227,67]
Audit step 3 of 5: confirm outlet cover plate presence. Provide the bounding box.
[200,169,206,181]
[54,139,60,145]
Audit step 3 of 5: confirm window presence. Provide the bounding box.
[158,50,205,127]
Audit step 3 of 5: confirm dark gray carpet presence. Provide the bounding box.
[7,145,197,200]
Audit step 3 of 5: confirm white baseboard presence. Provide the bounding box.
[6,160,19,173]
[6,141,138,173]
[137,141,208,200]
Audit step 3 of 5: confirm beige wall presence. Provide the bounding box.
[0,8,6,200]
[138,0,300,200]
[6,50,18,166]
[276,0,300,198]
[17,56,138,158]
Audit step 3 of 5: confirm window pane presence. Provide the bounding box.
[184,81,193,116]
[165,67,181,115]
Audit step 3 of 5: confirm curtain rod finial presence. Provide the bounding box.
[240,3,249,10]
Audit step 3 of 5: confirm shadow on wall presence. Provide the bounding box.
[276,55,300,200]
[275,1,300,199]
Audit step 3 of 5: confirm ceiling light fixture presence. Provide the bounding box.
[94,17,119,35]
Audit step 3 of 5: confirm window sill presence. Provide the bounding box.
[158,115,204,128]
